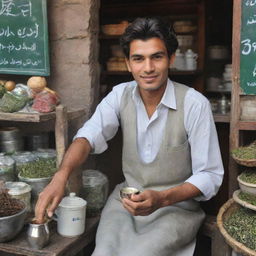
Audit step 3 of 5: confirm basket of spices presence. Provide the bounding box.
[231,141,256,167]
[217,199,256,256]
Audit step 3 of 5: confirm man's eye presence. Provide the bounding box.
[132,57,143,62]
[153,55,163,59]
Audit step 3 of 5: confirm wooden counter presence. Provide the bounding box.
[0,216,99,256]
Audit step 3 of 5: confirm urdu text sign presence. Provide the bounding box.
[240,0,256,94]
[0,0,50,76]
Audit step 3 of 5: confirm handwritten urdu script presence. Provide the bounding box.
[240,1,256,93]
[0,0,49,75]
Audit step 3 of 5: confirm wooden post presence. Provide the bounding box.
[228,0,241,198]
[55,104,68,167]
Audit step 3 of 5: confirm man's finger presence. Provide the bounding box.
[35,193,51,223]
[47,197,62,218]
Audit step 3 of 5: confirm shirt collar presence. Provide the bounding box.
[132,79,177,110]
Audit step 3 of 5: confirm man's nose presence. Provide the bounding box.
[144,59,154,73]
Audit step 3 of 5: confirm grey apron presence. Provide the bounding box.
[92,82,205,256]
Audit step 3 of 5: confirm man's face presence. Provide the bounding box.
[125,37,175,92]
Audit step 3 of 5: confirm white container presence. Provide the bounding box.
[173,49,185,70]
[237,175,256,195]
[185,49,198,70]
[54,192,87,237]
[5,181,32,212]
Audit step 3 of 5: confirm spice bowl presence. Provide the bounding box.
[120,187,140,200]
[0,200,27,242]
[237,174,256,195]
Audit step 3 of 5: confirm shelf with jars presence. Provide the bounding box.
[99,0,206,97]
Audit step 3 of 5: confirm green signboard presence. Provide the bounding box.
[240,1,256,94]
[0,0,50,76]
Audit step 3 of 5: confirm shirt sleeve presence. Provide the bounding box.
[184,89,224,201]
[73,83,126,154]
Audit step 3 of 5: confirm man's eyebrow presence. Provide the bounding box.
[130,54,143,58]
[151,51,166,56]
[130,51,166,58]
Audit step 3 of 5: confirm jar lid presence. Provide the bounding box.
[59,192,87,209]
[5,181,31,195]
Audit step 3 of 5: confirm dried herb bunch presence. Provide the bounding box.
[0,181,24,217]
[238,191,256,206]
[232,141,256,160]
[224,207,256,250]
[18,158,56,178]
[240,170,256,184]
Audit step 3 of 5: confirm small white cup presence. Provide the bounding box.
[53,193,87,237]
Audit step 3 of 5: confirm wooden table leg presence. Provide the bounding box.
[55,104,68,168]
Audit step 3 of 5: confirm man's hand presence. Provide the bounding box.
[35,171,67,223]
[122,190,163,216]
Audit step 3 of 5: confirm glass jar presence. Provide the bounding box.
[0,155,15,181]
[5,181,32,212]
[80,169,109,217]
[11,151,38,178]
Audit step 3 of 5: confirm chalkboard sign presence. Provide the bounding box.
[0,0,50,76]
[240,1,256,94]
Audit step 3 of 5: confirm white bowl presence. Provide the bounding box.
[237,174,256,195]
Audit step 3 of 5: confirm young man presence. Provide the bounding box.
[35,17,224,256]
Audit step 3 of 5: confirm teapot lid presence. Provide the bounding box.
[59,192,87,209]
[175,49,183,56]
[185,49,194,56]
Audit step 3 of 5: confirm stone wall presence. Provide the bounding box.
[47,0,100,114]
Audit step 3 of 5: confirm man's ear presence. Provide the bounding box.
[169,54,176,66]
[125,58,131,72]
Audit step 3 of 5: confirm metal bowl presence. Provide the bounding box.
[120,187,140,199]
[0,200,26,242]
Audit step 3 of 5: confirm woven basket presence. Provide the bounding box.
[217,199,256,256]
[231,155,256,167]
[101,21,129,36]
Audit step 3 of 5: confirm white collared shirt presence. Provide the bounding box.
[74,79,224,201]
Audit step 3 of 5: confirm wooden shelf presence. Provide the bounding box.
[206,89,231,94]
[238,121,256,130]
[0,108,86,123]
[213,113,230,123]
[101,70,203,76]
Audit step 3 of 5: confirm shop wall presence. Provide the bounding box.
[47,0,101,113]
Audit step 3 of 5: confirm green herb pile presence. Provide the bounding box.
[0,92,28,113]
[238,191,256,206]
[240,170,256,184]
[18,158,56,178]
[224,207,256,250]
[232,142,256,160]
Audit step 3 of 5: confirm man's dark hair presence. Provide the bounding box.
[120,17,178,58]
